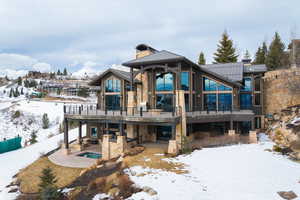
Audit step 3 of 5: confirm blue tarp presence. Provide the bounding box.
[0,137,22,154]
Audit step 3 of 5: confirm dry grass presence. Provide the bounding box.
[123,143,187,174]
[17,157,83,193]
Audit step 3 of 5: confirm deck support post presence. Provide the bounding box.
[78,121,82,145]
[63,118,70,155]
[171,124,176,140]
[230,120,233,130]
[119,122,124,136]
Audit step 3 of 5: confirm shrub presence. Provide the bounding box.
[12,110,21,119]
[38,167,63,200]
[39,186,62,200]
[42,113,50,129]
[29,130,38,144]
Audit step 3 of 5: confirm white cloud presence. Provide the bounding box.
[71,61,102,79]
[0,69,28,79]
[0,53,37,68]
[0,53,52,77]
[32,62,51,72]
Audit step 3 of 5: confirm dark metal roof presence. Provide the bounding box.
[123,50,185,66]
[243,64,267,73]
[89,68,138,86]
[201,63,244,82]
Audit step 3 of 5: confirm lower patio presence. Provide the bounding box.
[48,142,101,168]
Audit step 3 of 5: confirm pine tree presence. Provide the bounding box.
[9,88,13,98]
[39,167,62,200]
[17,77,22,86]
[198,52,206,65]
[63,68,67,76]
[213,31,238,63]
[243,50,251,60]
[21,87,24,95]
[14,87,20,97]
[254,42,268,64]
[5,75,9,81]
[29,130,38,144]
[266,32,286,70]
[57,69,61,75]
[42,113,50,129]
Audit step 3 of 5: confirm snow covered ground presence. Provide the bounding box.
[0,100,64,143]
[126,136,300,200]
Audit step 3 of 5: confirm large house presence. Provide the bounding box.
[63,44,266,158]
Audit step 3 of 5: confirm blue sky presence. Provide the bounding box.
[0,0,299,77]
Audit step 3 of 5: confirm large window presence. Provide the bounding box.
[254,77,260,91]
[203,77,232,91]
[254,93,261,105]
[105,78,121,92]
[105,95,120,110]
[91,127,97,138]
[240,93,252,109]
[156,73,173,91]
[156,94,173,111]
[203,77,217,91]
[241,77,252,92]
[218,94,232,111]
[181,72,189,91]
[204,94,217,111]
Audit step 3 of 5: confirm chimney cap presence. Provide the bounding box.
[136,44,158,52]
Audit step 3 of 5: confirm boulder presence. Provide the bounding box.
[108,187,120,197]
[142,186,157,196]
[277,191,298,200]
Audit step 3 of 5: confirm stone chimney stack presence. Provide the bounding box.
[291,39,300,68]
[135,44,158,59]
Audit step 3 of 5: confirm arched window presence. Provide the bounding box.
[156,73,173,91]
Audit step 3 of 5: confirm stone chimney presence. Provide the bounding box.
[135,44,158,59]
[291,39,300,68]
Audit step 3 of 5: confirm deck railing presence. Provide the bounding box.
[64,104,181,118]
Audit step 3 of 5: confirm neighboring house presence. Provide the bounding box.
[63,44,266,157]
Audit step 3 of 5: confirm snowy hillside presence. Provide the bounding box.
[0,100,64,144]
[126,136,300,200]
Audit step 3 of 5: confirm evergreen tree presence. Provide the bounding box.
[198,52,206,65]
[42,113,50,129]
[17,77,22,86]
[243,50,251,60]
[14,87,20,97]
[57,69,61,75]
[9,88,13,98]
[213,31,238,63]
[38,167,62,200]
[266,32,286,70]
[254,42,268,64]
[21,87,24,95]
[29,130,38,144]
[5,75,9,81]
[63,68,67,76]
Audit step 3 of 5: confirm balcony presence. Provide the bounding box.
[64,104,181,125]
[63,104,255,124]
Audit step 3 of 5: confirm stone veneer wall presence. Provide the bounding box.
[263,68,300,114]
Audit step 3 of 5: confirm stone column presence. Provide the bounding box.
[249,130,258,143]
[127,91,136,115]
[168,140,178,155]
[117,135,127,155]
[175,90,187,149]
[102,134,111,160]
[228,130,236,136]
